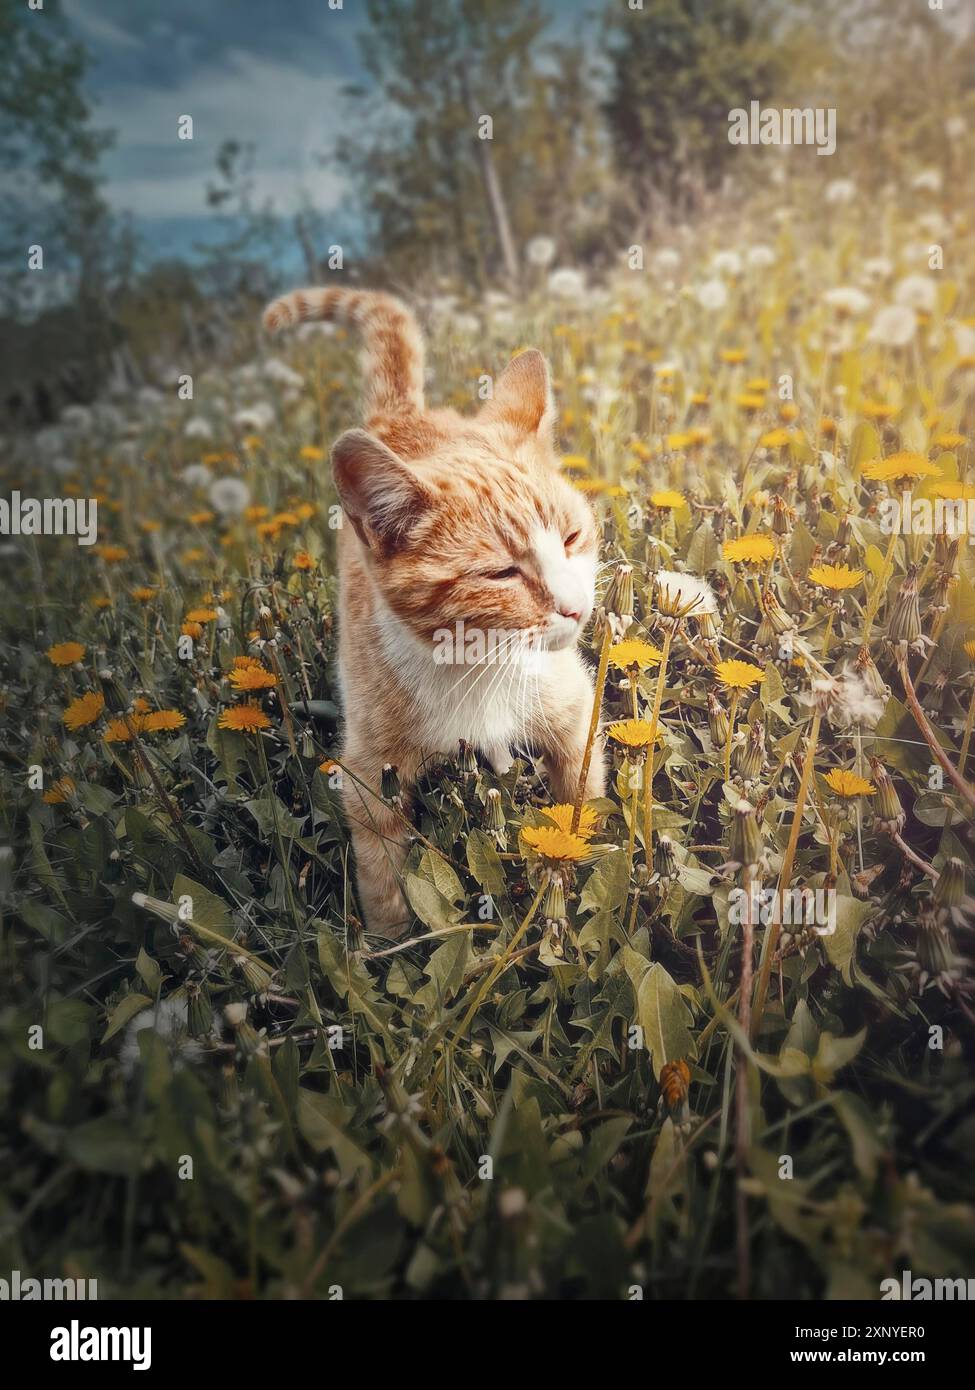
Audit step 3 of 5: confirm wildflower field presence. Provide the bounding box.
[4,164,975,1301]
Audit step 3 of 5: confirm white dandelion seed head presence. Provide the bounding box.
[183,417,214,441]
[652,248,681,274]
[746,244,776,269]
[868,303,917,348]
[526,235,557,268]
[263,357,305,390]
[825,178,856,205]
[711,250,742,278]
[233,402,275,433]
[894,274,937,313]
[182,464,214,490]
[696,278,728,311]
[547,267,587,300]
[208,476,251,517]
[824,286,871,315]
[653,569,717,619]
[911,168,942,193]
[863,257,893,280]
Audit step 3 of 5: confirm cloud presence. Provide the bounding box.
[63,0,144,50]
[97,47,350,220]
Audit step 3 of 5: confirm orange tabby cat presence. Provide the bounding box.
[263,288,604,936]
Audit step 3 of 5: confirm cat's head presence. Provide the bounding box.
[332,350,598,652]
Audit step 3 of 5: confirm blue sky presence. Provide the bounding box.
[63,0,598,264]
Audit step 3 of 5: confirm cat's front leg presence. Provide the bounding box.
[534,655,606,805]
[340,746,417,939]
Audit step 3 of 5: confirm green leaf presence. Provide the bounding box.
[102,993,154,1043]
[579,850,628,913]
[466,829,506,896]
[625,955,695,1080]
[136,947,162,996]
[172,874,233,939]
[405,873,462,931]
[417,848,464,904]
[823,896,874,984]
[811,1028,867,1086]
[244,796,306,841]
[297,1089,372,1180]
[64,1117,141,1175]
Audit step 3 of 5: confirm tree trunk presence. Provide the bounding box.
[460,65,520,290]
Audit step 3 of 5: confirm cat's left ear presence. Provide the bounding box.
[480,348,555,441]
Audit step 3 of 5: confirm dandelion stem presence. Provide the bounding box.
[752,708,822,1036]
[898,657,975,810]
[642,625,674,857]
[724,689,740,784]
[572,624,612,833]
[735,868,756,1300]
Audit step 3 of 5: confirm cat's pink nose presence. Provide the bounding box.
[559,605,582,621]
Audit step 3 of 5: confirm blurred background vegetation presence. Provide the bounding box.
[2,0,973,426]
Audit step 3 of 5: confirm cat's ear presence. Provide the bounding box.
[332,429,431,550]
[480,348,555,441]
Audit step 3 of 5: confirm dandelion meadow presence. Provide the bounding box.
[2,0,975,1307]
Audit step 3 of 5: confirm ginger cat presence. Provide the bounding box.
[263,287,604,936]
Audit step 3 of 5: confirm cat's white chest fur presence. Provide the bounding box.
[374,599,541,770]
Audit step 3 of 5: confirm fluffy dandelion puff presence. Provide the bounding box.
[208,476,251,517]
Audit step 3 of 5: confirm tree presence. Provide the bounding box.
[602,0,789,217]
[334,0,610,290]
[0,0,114,315]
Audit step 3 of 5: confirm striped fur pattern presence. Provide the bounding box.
[263,287,604,937]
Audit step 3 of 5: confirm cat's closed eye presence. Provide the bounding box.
[564,530,580,549]
[483,565,521,580]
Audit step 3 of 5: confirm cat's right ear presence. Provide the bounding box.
[331,429,431,551]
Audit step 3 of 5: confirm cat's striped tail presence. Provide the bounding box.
[262,286,425,422]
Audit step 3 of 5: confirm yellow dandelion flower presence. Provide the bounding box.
[574,478,610,496]
[824,768,876,797]
[142,709,186,732]
[819,416,838,437]
[861,400,898,420]
[607,718,661,750]
[745,378,771,393]
[93,544,129,563]
[229,664,276,691]
[608,639,663,671]
[293,502,316,520]
[760,428,796,449]
[184,607,218,623]
[242,434,264,450]
[538,803,600,840]
[293,550,316,571]
[245,505,269,522]
[181,621,203,640]
[723,534,776,564]
[808,563,864,590]
[62,691,105,731]
[933,432,967,450]
[299,446,325,461]
[256,520,282,540]
[779,402,800,422]
[559,454,590,473]
[720,349,747,364]
[47,641,86,666]
[130,587,156,602]
[318,758,341,775]
[42,776,76,804]
[651,489,687,509]
[933,481,975,501]
[271,511,299,528]
[713,659,765,690]
[91,595,112,610]
[218,702,271,733]
[180,549,205,566]
[519,825,591,862]
[139,520,162,533]
[188,510,215,526]
[862,453,942,483]
[735,393,766,411]
[690,391,709,406]
[665,432,693,450]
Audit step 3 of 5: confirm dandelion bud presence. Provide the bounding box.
[97,667,130,715]
[602,562,634,638]
[654,833,678,888]
[735,719,766,786]
[234,951,274,995]
[885,566,922,651]
[915,916,959,995]
[708,691,729,748]
[933,857,966,917]
[131,891,181,927]
[186,982,213,1038]
[224,1000,264,1056]
[771,495,791,538]
[485,787,506,843]
[930,569,955,613]
[755,615,776,651]
[728,798,762,874]
[835,513,851,547]
[869,758,905,834]
[761,588,794,637]
[381,763,402,805]
[258,605,276,642]
[854,646,889,704]
[458,740,479,779]
[542,870,567,928]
